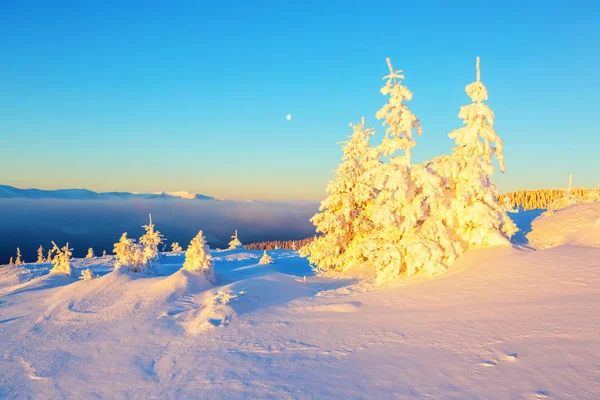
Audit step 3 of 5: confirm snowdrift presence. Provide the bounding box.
[527,201,600,248]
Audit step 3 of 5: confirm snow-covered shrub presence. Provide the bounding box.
[79,269,96,280]
[171,242,183,252]
[15,248,23,265]
[113,233,149,273]
[49,241,73,276]
[228,230,243,250]
[258,250,274,265]
[37,245,45,263]
[86,248,94,259]
[182,230,215,283]
[139,214,164,263]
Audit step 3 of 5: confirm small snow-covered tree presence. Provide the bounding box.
[102,250,107,257]
[79,268,95,280]
[228,230,243,250]
[9,257,13,265]
[258,250,274,265]
[171,242,183,252]
[46,249,53,262]
[15,248,23,265]
[86,248,94,259]
[49,241,73,276]
[440,56,517,246]
[139,214,164,263]
[182,230,215,283]
[37,245,45,263]
[113,233,149,272]
[300,118,380,272]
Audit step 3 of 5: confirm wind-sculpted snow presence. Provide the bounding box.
[527,201,600,249]
[0,233,599,398]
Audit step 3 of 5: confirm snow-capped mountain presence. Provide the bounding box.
[0,185,215,201]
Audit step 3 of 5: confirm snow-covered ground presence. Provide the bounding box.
[1,204,599,399]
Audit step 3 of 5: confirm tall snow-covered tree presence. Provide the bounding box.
[228,230,243,250]
[171,242,183,252]
[49,241,73,276]
[15,248,23,265]
[357,58,460,281]
[182,230,215,283]
[86,248,95,259]
[139,214,164,264]
[37,245,45,263]
[258,250,274,265]
[439,56,517,246]
[300,118,380,272]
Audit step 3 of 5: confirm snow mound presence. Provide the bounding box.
[527,201,600,248]
[40,269,212,326]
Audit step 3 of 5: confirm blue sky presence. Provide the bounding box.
[1,0,598,200]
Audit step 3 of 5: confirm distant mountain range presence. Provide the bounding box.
[0,185,215,201]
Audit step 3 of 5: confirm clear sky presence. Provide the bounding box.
[1,0,598,201]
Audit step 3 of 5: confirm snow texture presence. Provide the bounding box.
[0,207,598,399]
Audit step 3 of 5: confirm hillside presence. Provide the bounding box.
[0,184,215,201]
[0,204,599,398]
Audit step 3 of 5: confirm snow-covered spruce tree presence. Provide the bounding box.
[46,249,53,262]
[355,58,462,281]
[171,242,183,252]
[299,118,380,272]
[436,56,517,246]
[37,245,45,263]
[113,233,149,273]
[102,250,107,257]
[139,214,164,264]
[228,230,243,250]
[182,230,215,283]
[49,241,73,276]
[86,248,94,259]
[9,257,13,266]
[259,250,274,265]
[15,248,23,265]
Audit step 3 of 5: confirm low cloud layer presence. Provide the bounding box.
[0,199,318,263]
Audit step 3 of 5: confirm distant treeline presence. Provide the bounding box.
[498,188,597,211]
[244,237,314,251]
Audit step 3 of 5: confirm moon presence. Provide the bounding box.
[286,114,292,120]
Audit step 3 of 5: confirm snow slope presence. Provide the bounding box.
[527,202,600,249]
[0,208,599,399]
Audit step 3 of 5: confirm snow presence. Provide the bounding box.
[527,201,600,249]
[1,207,599,398]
